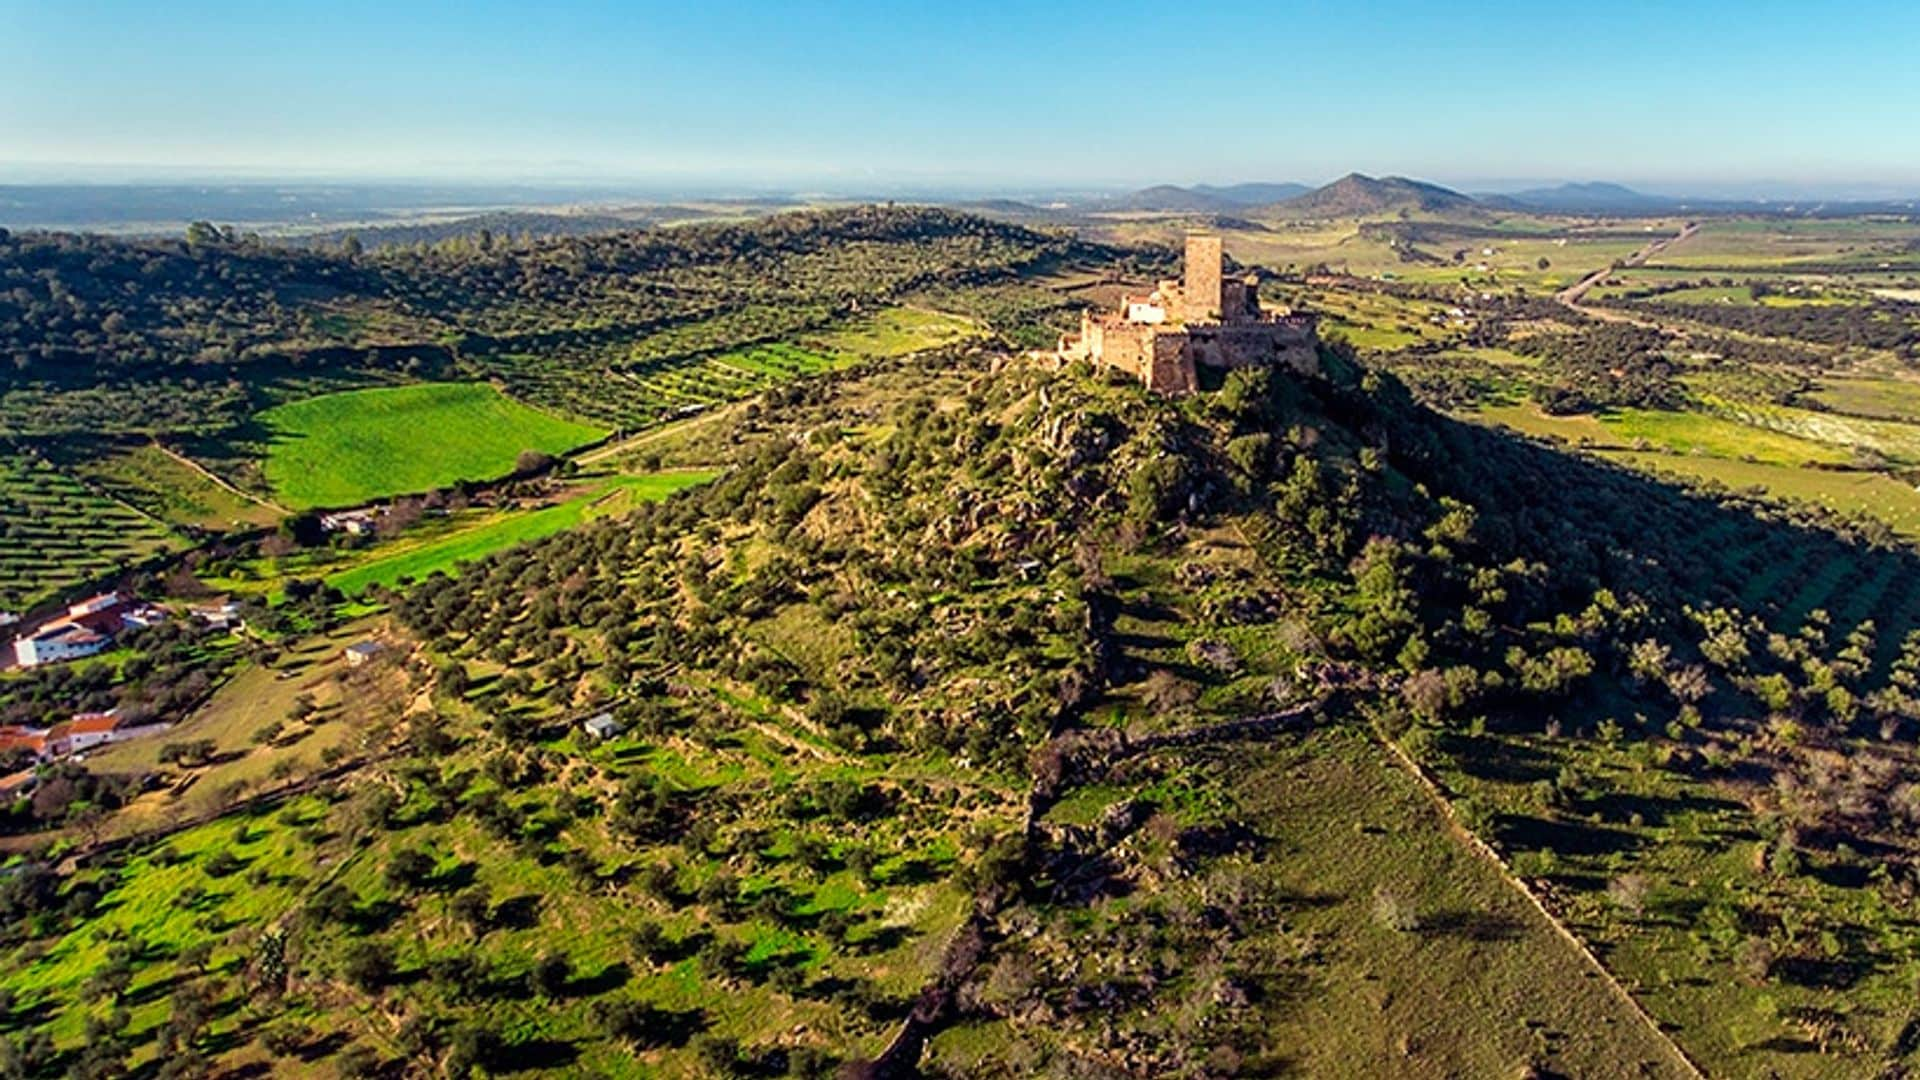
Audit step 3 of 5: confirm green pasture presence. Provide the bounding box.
[257,382,606,510]
[325,470,718,596]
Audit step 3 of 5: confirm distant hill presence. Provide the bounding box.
[1191,181,1311,205]
[1275,173,1480,217]
[295,209,669,250]
[1096,181,1310,214]
[1483,182,1675,214]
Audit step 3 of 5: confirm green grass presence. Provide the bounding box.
[60,441,282,531]
[257,382,607,509]
[1807,376,1920,424]
[1604,452,1920,538]
[325,470,718,596]
[801,307,981,358]
[937,727,1694,1077]
[1476,403,1852,467]
[1702,397,1920,464]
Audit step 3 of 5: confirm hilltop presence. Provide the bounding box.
[1273,173,1480,217]
[1095,182,1311,214]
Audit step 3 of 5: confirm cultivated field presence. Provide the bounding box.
[0,452,179,611]
[256,382,606,509]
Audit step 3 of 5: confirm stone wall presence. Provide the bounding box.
[1145,332,1198,394]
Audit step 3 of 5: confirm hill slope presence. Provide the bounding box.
[1276,173,1481,217]
[11,339,1920,1076]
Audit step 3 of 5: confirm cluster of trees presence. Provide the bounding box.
[1606,291,1920,356]
[1508,323,1687,413]
[4,206,1093,440]
[0,618,229,733]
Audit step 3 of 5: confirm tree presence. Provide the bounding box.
[339,941,393,991]
[533,950,571,998]
[450,885,491,938]
[515,449,558,477]
[384,847,436,890]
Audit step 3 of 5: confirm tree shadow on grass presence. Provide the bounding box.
[1419,908,1526,942]
[491,1039,581,1074]
[490,893,543,930]
[1775,954,1869,991]
[1441,733,1558,784]
[1495,814,1644,858]
[1585,788,1747,828]
[563,961,631,999]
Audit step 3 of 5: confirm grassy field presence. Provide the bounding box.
[1604,451,1920,538]
[1423,723,1920,1077]
[324,470,718,596]
[58,441,283,531]
[1476,403,1853,467]
[88,620,398,829]
[934,727,1694,1077]
[471,306,981,433]
[1702,397,1920,464]
[257,382,606,510]
[1807,376,1920,423]
[801,306,980,358]
[0,452,180,611]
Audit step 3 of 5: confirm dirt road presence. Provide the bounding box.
[1556,221,1699,312]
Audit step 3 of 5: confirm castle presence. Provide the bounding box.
[1056,234,1318,394]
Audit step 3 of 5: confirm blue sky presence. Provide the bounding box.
[3,1,1918,194]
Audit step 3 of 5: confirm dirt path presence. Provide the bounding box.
[1556,222,1700,314]
[572,406,734,468]
[1373,730,1705,1079]
[152,439,288,515]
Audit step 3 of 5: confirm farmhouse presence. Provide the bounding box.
[13,622,109,667]
[0,710,169,762]
[1055,234,1319,394]
[10,591,167,668]
[321,510,378,537]
[189,601,244,631]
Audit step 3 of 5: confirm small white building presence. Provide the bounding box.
[344,640,385,667]
[190,602,244,631]
[321,510,378,536]
[581,712,623,740]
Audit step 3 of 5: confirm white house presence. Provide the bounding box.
[582,712,623,740]
[344,640,386,667]
[13,623,109,667]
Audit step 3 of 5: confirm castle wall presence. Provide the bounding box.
[1187,320,1320,376]
[1145,332,1198,394]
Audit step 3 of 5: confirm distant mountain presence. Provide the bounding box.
[1275,173,1479,216]
[1096,181,1310,214]
[1191,182,1311,205]
[1484,182,1676,214]
[1097,185,1239,213]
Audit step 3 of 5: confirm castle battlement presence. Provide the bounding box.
[1056,234,1319,394]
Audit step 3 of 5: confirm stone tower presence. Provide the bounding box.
[1182,234,1223,322]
